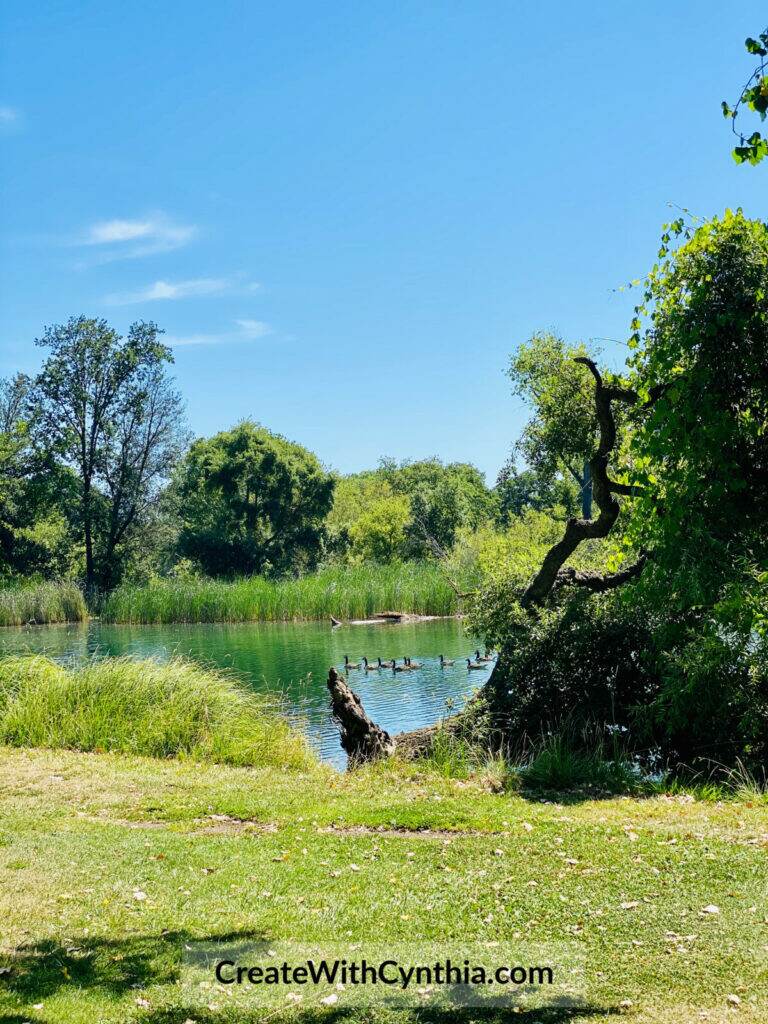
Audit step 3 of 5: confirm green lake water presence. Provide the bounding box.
[0,619,493,765]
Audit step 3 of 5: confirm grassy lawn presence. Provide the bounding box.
[0,747,766,1023]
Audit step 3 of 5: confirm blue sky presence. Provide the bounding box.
[0,2,765,481]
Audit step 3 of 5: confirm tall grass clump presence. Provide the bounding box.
[0,655,316,770]
[101,562,458,624]
[0,581,88,627]
[517,728,642,794]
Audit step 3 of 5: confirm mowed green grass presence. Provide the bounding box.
[0,580,87,626]
[0,747,766,1024]
[100,563,458,624]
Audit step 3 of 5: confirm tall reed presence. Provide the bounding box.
[101,562,458,624]
[0,581,88,627]
[0,654,316,770]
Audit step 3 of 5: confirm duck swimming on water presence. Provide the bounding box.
[343,655,360,670]
[362,657,380,671]
[439,654,454,667]
[466,657,484,670]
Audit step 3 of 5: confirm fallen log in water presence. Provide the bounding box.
[330,612,455,627]
[326,667,396,763]
[326,667,461,765]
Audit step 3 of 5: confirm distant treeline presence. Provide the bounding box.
[0,316,579,598]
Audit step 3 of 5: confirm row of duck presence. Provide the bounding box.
[340,650,496,673]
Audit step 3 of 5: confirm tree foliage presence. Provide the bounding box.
[507,333,601,517]
[722,28,768,164]
[0,374,80,578]
[477,211,768,768]
[625,210,768,607]
[326,458,494,563]
[32,317,186,591]
[495,461,579,524]
[176,421,335,578]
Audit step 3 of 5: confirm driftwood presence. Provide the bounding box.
[327,667,475,765]
[327,668,396,764]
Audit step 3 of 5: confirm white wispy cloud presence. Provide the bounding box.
[166,319,273,347]
[0,106,19,124]
[104,277,234,304]
[234,318,271,338]
[77,213,196,262]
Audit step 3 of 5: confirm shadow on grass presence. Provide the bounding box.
[136,1005,619,1023]
[0,931,620,1023]
[0,928,264,1003]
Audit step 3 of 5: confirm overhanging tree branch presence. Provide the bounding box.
[520,358,645,608]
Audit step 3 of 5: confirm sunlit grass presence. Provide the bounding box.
[1,746,767,1023]
[0,580,88,627]
[0,654,316,770]
[100,562,458,623]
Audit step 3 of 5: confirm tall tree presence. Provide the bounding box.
[176,421,335,578]
[512,210,768,613]
[33,317,185,593]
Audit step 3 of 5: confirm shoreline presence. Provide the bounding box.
[0,612,464,629]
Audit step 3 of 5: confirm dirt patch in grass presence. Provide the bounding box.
[191,814,280,835]
[317,823,501,838]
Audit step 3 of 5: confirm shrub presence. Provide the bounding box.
[483,592,657,739]
[480,586,768,772]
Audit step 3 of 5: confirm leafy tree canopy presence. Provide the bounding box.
[32,317,186,591]
[176,420,335,578]
[624,209,768,609]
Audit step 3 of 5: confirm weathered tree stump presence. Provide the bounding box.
[327,667,396,764]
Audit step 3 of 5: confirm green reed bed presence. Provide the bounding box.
[0,654,316,770]
[100,562,458,623]
[0,580,88,627]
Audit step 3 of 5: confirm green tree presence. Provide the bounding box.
[507,333,601,519]
[176,421,335,577]
[33,317,186,593]
[347,494,410,563]
[324,472,394,558]
[625,209,768,605]
[379,457,494,555]
[475,211,768,767]
[0,374,79,578]
[494,460,579,524]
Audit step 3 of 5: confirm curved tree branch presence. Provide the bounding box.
[520,358,644,609]
[552,553,648,595]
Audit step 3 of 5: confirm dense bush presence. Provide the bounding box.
[482,593,657,740]
[481,588,768,772]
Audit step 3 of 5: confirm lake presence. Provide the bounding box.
[0,618,493,765]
